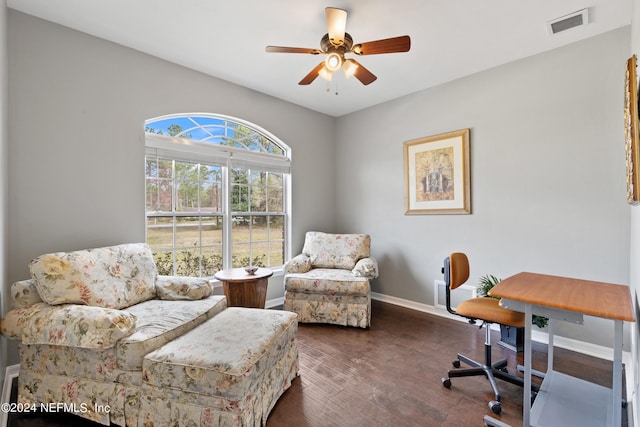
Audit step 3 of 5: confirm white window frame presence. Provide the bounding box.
[144,113,292,276]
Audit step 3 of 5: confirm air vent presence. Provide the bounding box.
[547,9,589,35]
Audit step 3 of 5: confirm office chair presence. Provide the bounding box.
[440,252,535,415]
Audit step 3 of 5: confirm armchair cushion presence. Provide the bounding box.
[2,303,137,349]
[29,243,157,309]
[285,269,370,296]
[302,232,370,270]
[155,275,212,300]
[352,257,379,279]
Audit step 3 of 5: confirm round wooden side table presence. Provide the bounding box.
[214,267,273,308]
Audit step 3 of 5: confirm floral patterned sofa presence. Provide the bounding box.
[0,243,232,426]
[283,232,378,328]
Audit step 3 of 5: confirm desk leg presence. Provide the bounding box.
[523,303,532,427]
[547,318,554,372]
[612,319,623,427]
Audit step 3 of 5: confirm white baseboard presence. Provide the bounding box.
[265,296,284,308]
[1,364,20,427]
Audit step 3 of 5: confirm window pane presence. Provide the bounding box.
[268,240,284,266]
[232,216,250,243]
[146,157,158,178]
[146,178,172,212]
[200,165,222,212]
[146,217,173,250]
[251,241,269,267]
[202,216,223,246]
[269,215,284,240]
[232,184,249,212]
[250,170,266,212]
[176,217,200,248]
[201,246,223,276]
[267,175,283,212]
[158,159,173,178]
[176,248,201,276]
[152,249,175,276]
[231,242,251,268]
[268,216,284,266]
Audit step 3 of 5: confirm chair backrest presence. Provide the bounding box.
[443,252,470,316]
[448,252,470,290]
[302,231,370,270]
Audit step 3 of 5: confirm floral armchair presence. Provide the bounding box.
[1,243,227,426]
[283,232,378,328]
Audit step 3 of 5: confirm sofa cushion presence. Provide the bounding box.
[29,243,157,309]
[284,268,370,296]
[2,303,137,349]
[10,279,43,309]
[302,232,370,270]
[155,275,212,300]
[116,295,227,371]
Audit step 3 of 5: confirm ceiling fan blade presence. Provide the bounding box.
[326,7,347,46]
[352,35,411,55]
[350,59,377,85]
[265,46,322,55]
[298,62,326,85]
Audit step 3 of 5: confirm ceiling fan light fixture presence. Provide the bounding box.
[326,7,347,46]
[342,59,359,78]
[318,65,333,81]
[325,52,342,72]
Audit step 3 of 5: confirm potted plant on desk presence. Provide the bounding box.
[478,274,548,352]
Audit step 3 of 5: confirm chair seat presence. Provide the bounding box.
[284,268,370,296]
[456,297,525,327]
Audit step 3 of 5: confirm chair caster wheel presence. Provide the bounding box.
[442,378,451,388]
[489,400,501,414]
[452,359,461,368]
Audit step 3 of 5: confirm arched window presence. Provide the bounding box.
[144,113,291,277]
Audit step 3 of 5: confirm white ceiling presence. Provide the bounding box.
[6,0,632,117]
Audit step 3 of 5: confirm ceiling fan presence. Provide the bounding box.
[265,7,411,86]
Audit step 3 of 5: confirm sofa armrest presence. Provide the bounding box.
[284,254,312,274]
[352,257,379,279]
[156,275,213,300]
[1,303,136,349]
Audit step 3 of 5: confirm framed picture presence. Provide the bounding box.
[624,55,640,205]
[404,129,470,214]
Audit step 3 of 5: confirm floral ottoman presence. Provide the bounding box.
[138,307,299,426]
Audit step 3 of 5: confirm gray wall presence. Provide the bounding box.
[1,0,9,383]
[336,27,631,349]
[6,10,336,362]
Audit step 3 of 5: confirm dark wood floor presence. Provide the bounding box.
[8,300,624,426]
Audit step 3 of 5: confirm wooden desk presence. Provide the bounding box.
[489,272,635,427]
[214,267,273,309]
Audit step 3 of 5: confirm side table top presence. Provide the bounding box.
[214,267,273,282]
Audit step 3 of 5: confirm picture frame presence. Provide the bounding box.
[624,54,640,205]
[404,129,470,215]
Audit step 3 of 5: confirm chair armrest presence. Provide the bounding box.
[156,275,213,300]
[284,254,312,274]
[352,257,379,279]
[1,303,136,349]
